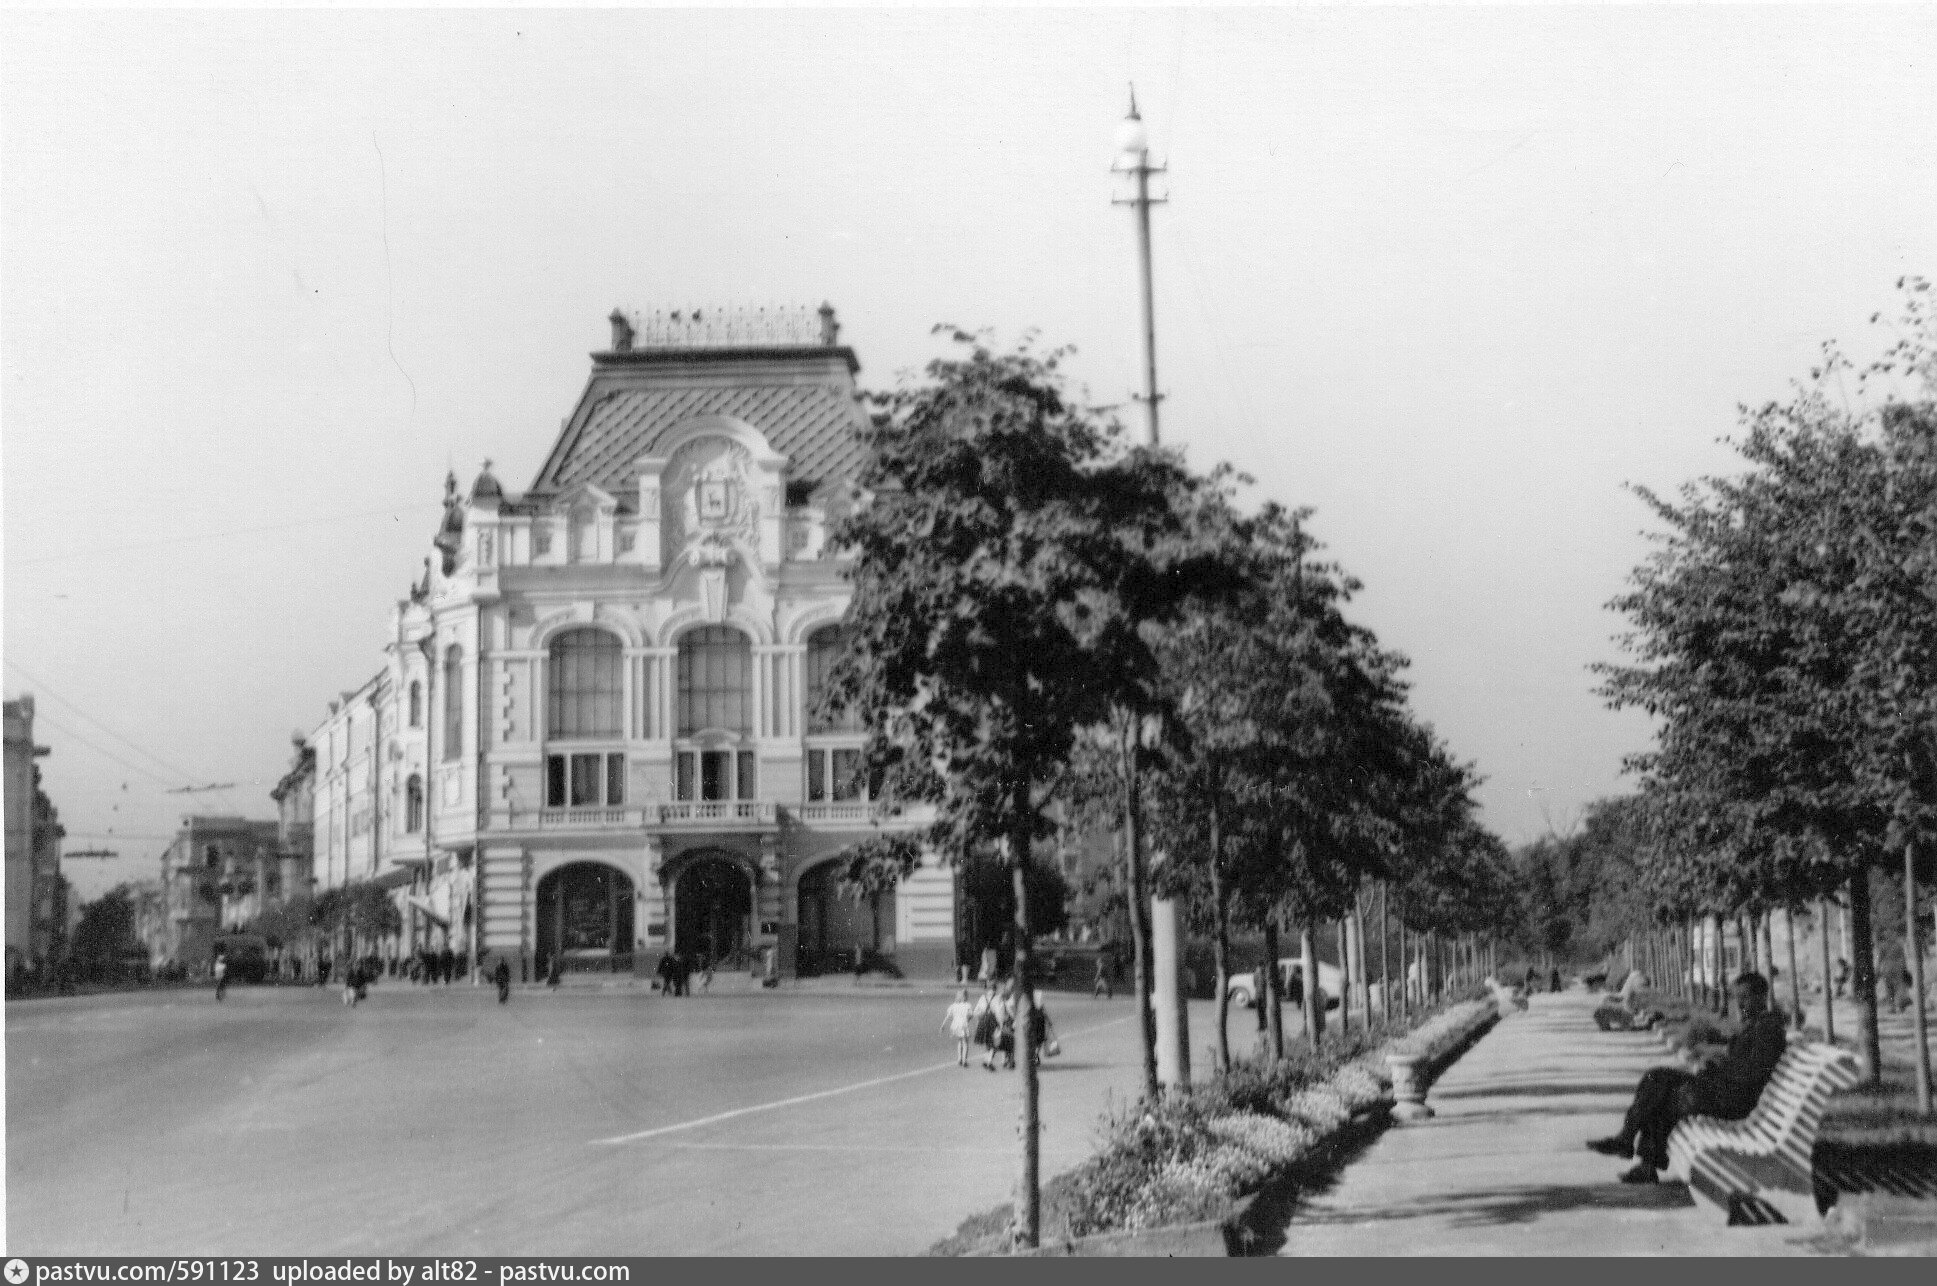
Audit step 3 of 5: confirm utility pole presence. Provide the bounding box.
[1114,88,1188,1089]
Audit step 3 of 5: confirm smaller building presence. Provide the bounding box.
[6,695,66,974]
[158,816,281,970]
[269,736,317,916]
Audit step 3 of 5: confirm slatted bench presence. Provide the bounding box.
[1665,1040,1863,1225]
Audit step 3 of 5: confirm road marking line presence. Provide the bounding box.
[666,1142,1014,1154]
[592,1013,1131,1146]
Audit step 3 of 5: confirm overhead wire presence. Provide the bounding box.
[5,657,219,786]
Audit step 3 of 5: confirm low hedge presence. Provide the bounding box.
[928,985,1499,1255]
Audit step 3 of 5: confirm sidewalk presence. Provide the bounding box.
[1275,991,1837,1255]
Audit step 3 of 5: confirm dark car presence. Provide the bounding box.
[213,933,270,984]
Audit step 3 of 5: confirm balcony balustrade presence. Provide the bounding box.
[511,799,905,832]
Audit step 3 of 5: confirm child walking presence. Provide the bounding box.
[941,988,975,1066]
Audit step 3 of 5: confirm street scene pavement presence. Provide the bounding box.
[8,981,1230,1256]
[1275,989,1833,1256]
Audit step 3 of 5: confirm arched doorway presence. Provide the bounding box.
[673,854,753,968]
[535,862,635,972]
[796,861,895,976]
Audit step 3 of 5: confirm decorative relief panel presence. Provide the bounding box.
[662,437,758,571]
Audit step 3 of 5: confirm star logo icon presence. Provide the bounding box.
[5,1259,29,1284]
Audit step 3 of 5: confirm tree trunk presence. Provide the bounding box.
[1784,907,1804,1031]
[1354,894,1371,1027]
[1851,869,1884,1088]
[1120,721,1159,1103]
[1338,918,1353,1031]
[1397,912,1408,1019]
[1818,896,1837,1043]
[1207,786,1231,1075]
[1762,913,1777,988]
[1378,883,1390,1025]
[1263,914,1285,1060]
[1906,843,1932,1116]
[1010,778,1040,1250]
[1301,924,1321,1047]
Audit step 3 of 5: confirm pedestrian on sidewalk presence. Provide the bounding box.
[1092,949,1114,1000]
[212,952,229,1002]
[494,957,511,1004]
[942,989,975,1066]
[972,980,1001,1070]
[995,979,1019,1071]
[1587,972,1787,1184]
[1027,987,1056,1068]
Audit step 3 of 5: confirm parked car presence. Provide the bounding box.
[212,933,270,984]
[1229,958,1342,1010]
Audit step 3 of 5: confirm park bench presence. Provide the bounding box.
[1665,1039,1862,1226]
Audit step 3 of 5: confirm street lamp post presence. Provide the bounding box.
[1114,90,1190,1089]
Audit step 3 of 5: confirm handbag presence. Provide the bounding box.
[1043,1038,1061,1058]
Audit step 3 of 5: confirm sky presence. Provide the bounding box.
[5,5,1935,903]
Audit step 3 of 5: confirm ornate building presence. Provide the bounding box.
[309,305,955,981]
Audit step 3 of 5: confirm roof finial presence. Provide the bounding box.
[818,301,840,346]
[1127,83,1140,121]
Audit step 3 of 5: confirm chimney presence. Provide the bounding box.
[609,309,635,352]
[818,302,840,346]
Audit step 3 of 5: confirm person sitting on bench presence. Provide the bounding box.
[1587,972,1788,1185]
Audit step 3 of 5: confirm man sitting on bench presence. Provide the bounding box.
[1587,972,1789,1185]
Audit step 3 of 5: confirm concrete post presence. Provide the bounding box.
[1152,894,1188,1087]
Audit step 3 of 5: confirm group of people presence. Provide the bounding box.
[653,951,711,996]
[408,946,463,985]
[942,978,1057,1071]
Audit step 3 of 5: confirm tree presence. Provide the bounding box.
[309,881,402,957]
[828,331,1217,1246]
[69,885,140,982]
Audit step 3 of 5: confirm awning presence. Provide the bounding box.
[406,894,450,927]
[371,866,416,891]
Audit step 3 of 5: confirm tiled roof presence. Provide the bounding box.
[533,379,869,500]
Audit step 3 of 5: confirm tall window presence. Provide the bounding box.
[805,748,867,803]
[405,775,424,833]
[442,645,463,762]
[677,627,752,736]
[548,629,623,738]
[805,626,862,732]
[545,752,626,808]
[408,682,422,728]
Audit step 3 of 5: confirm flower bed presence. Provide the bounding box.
[928,987,1501,1255]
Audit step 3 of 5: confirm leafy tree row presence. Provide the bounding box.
[1600,278,1936,1103]
[825,330,1518,1247]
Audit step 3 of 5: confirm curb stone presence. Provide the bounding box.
[990,999,1501,1257]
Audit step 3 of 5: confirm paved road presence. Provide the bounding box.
[1275,990,1834,1255]
[8,981,1234,1256]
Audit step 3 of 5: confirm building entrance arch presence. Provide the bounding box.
[535,862,635,971]
[673,852,753,969]
[795,860,895,976]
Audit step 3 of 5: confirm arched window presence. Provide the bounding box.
[548,629,623,739]
[405,775,424,833]
[408,682,422,728]
[673,626,755,804]
[677,626,751,736]
[805,625,862,733]
[442,645,463,762]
